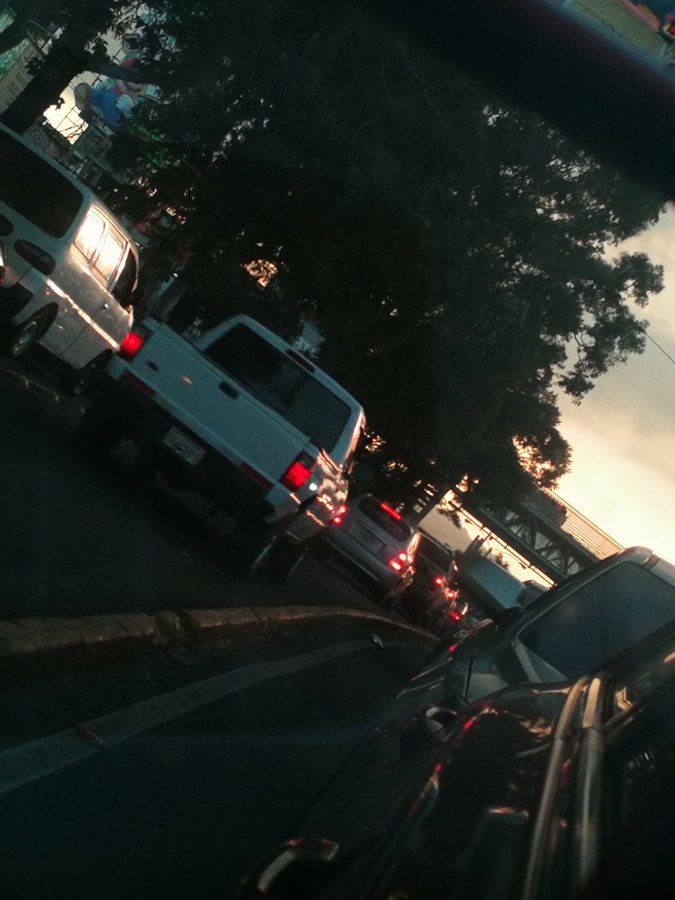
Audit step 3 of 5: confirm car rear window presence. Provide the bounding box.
[520,564,675,680]
[205,324,350,453]
[419,535,454,569]
[358,496,413,542]
[0,131,83,237]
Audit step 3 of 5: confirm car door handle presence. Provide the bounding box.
[219,381,239,399]
[399,705,457,756]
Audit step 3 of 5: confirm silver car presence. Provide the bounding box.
[318,494,419,604]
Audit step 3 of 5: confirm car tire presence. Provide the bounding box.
[64,351,111,396]
[1,308,50,358]
[263,538,310,581]
[380,583,402,609]
[229,523,281,576]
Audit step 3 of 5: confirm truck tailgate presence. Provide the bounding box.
[126,327,312,481]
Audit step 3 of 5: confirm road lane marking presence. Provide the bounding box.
[0,638,419,797]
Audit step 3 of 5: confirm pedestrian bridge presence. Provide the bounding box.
[459,488,624,582]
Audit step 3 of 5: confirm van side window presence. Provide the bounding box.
[94,230,125,284]
[112,249,137,305]
[74,212,105,260]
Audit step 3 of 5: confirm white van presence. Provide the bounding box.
[0,124,139,393]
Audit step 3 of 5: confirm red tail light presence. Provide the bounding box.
[434,576,444,586]
[282,451,315,491]
[331,504,347,525]
[450,610,462,621]
[380,502,402,520]
[389,551,412,572]
[119,327,149,360]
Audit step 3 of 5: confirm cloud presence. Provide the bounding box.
[557,205,675,558]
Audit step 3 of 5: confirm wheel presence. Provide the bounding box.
[263,538,310,581]
[64,351,111,396]
[380,582,403,609]
[228,522,281,576]
[1,308,50,358]
[73,404,122,457]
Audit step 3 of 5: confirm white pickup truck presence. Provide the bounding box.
[76,315,366,577]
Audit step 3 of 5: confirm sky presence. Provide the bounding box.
[556,207,675,561]
[37,3,675,565]
[423,205,675,573]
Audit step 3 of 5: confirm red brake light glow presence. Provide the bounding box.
[434,576,444,586]
[389,550,412,570]
[119,330,147,360]
[380,502,403,520]
[282,452,315,491]
[331,504,347,525]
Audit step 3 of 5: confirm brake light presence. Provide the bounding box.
[331,504,347,525]
[450,610,462,621]
[119,327,150,360]
[389,551,412,571]
[380,502,402,520]
[434,576,444,586]
[282,451,314,490]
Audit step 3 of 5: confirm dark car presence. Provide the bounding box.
[240,623,675,900]
[398,531,457,626]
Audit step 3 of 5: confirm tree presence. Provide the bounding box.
[0,0,159,133]
[99,0,666,507]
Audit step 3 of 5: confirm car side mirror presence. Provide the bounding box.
[399,705,457,756]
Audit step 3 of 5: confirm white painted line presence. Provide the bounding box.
[0,638,395,797]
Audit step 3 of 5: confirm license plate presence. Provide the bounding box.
[162,426,205,465]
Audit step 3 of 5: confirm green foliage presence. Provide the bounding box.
[5,0,664,508]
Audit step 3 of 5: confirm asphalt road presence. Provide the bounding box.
[0,354,436,899]
[0,627,431,900]
[0,355,386,620]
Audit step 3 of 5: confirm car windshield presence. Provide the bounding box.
[520,564,675,679]
[3,2,675,900]
[205,323,351,453]
[357,495,413,542]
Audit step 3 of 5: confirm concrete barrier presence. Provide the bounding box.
[0,605,436,680]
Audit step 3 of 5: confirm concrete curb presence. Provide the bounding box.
[0,605,436,672]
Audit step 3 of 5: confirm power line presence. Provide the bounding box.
[642,327,675,367]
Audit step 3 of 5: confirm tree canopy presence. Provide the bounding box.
[1,0,665,509]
